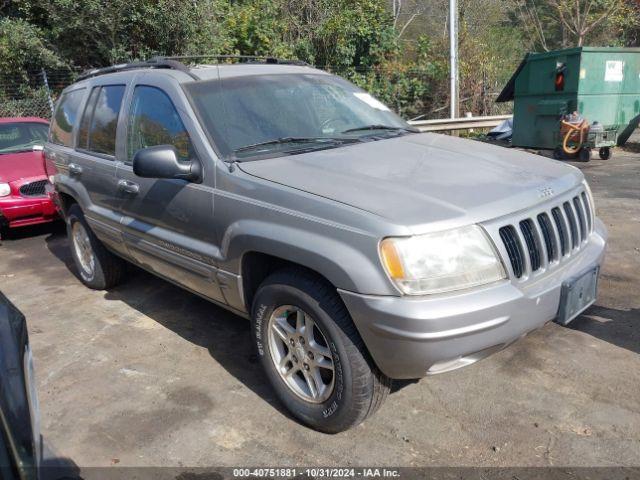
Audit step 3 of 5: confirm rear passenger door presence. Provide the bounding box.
[116,74,225,303]
[69,83,127,253]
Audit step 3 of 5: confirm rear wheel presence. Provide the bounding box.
[599,147,612,160]
[66,204,126,289]
[251,268,390,433]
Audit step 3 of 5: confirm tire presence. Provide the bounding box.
[251,268,390,433]
[578,147,592,162]
[552,147,564,160]
[66,204,126,289]
[599,147,612,160]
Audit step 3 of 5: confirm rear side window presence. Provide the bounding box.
[50,88,85,147]
[77,87,100,150]
[83,85,126,156]
[127,86,193,163]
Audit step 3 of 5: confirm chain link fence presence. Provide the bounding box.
[0,70,76,120]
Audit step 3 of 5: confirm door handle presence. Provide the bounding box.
[118,179,140,195]
[68,163,82,175]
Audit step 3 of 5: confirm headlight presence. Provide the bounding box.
[379,225,506,295]
[0,182,10,197]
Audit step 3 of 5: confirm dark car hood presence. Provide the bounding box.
[238,133,583,231]
[0,150,46,183]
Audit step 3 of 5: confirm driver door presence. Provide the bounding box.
[116,74,225,303]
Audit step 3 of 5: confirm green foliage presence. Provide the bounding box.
[311,0,397,68]
[224,0,293,57]
[337,35,448,118]
[12,0,232,66]
[0,17,62,82]
[223,0,398,68]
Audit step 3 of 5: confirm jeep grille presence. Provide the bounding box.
[498,189,593,279]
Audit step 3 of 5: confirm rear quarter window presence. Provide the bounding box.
[50,88,85,147]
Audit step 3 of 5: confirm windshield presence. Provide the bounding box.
[185,73,415,160]
[0,122,49,154]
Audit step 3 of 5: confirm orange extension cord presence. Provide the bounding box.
[560,119,590,155]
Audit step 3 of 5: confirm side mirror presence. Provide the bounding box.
[132,145,201,182]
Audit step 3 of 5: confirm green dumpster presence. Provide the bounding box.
[497,47,640,159]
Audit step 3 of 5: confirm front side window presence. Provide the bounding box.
[86,85,126,156]
[185,73,414,161]
[50,88,85,147]
[0,122,49,154]
[127,86,193,163]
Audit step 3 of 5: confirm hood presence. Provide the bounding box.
[238,133,583,232]
[0,150,46,183]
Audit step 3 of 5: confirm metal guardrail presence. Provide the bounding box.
[408,114,512,132]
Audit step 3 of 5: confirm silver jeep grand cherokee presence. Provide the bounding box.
[45,57,607,433]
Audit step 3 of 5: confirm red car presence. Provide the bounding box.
[0,117,58,234]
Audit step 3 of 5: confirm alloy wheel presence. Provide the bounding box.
[71,221,95,277]
[267,305,335,403]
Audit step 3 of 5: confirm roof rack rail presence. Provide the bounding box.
[76,55,309,82]
[153,54,309,66]
[76,58,198,81]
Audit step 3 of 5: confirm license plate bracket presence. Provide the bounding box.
[555,266,599,326]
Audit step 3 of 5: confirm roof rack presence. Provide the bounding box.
[75,55,309,82]
[76,58,199,81]
[153,55,309,66]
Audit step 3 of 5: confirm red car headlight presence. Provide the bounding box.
[0,183,11,197]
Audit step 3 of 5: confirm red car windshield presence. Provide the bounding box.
[0,122,49,155]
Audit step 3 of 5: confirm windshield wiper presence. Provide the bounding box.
[0,148,32,155]
[341,124,418,134]
[234,136,358,154]
[0,143,44,155]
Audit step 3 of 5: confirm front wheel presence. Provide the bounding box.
[251,268,390,433]
[66,204,126,289]
[552,147,565,160]
[578,147,592,162]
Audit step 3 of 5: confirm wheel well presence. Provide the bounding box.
[241,252,334,311]
[57,192,77,217]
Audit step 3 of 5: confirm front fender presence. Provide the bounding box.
[218,219,397,295]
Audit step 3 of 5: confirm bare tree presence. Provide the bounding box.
[552,0,624,46]
[391,0,425,39]
[512,0,551,50]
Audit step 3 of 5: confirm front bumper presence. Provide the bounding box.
[339,218,607,379]
[0,195,58,228]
